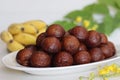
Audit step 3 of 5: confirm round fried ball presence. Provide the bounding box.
[78,42,87,51]
[73,51,91,64]
[53,51,73,67]
[16,48,33,66]
[90,48,105,62]
[70,26,88,41]
[41,37,61,54]
[86,30,101,48]
[62,35,80,55]
[46,24,65,39]
[100,33,108,44]
[64,32,70,37]
[30,51,51,67]
[36,32,46,48]
[100,44,114,58]
[25,45,37,53]
[107,41,116,55]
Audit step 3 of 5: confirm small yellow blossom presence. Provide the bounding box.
[83,20,90,28]
[87,24,98,31]
[91,24,98,30]
[107,64,117,72]
[116,68,120,73]
[103,77,108,80]
[111,64,120,73]
[99,69,109,75]
[99,64,120,76]
[79,64,120,80]
[75,16,82,23]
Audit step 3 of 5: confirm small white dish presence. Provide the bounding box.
[2,51,120,76]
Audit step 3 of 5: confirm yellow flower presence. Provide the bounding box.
[110,64,120,73]
[99,64,120,76]
[103,77,108,80]
[83,20,90,28]
[107,64,117,72]
[99,65,109,75]
[75,16,82,23]
[91,24,98,30]
[116,68,120,73]
[99,69,109,75]
[79,64,120,80]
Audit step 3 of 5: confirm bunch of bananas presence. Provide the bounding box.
[0,20,47,52]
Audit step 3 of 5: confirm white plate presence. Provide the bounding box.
[2,51,120,76]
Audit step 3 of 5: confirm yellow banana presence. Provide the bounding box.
[14,33,36,45]
[22,23,38,34]
[24,20,47,30]
[8,23,24,35]
[0,31,13,43]
[36,28,47,37]
[7,40,24,52]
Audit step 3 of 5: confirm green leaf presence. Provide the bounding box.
[53,0,120,36]
[97,11,120,35]
[116,0,120,8]
[64,10,92,20]
[53,20,76,31]
[98,0,120,9]
[92,4,109,14]
[98,0,115,6]
[115,11,120,20]
[113,11,120,28]
[64,3,109,22]
[84,3,109,14]
[103,15,114,35]
[83,4,95,13]
[97,23,105,33]
[97,15,114,35]
[114,0,120,9]
[88,20,98,28]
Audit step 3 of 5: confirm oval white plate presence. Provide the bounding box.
[2,51,120,76]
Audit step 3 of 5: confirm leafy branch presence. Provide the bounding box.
[53,0,120,36]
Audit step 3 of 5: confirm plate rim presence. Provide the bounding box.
[2,51,120,71]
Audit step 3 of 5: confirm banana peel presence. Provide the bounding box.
[7,40,24,52]
[0,20,47,52]
[22,23,38,34]
[14,33,36,45]
[24,20,47,30]
[8,23,24,35]
[0,31,13,43]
